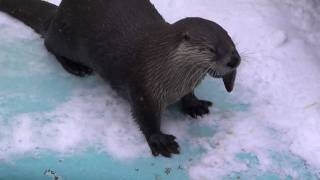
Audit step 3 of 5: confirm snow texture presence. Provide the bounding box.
[0,0,320,179]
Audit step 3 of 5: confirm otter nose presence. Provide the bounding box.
[227,56,240,69]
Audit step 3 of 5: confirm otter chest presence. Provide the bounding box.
[164,73,206,106]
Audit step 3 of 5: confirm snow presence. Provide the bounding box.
[0,0,320,179]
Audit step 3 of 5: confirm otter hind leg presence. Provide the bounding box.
[181,92,213,118]
[55,56,93,77]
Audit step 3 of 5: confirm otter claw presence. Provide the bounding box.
[147,133,180,158]
[183,100,212,118]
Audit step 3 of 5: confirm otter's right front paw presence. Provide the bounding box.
[147,133,180,158]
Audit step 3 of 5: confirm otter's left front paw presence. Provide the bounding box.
[182,100,212,118]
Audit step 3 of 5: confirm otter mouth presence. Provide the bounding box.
[208,69,237,93]
[207,69,225,78]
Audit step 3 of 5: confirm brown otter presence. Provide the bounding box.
[0,0,241,157]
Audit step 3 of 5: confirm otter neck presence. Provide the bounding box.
[138,28,207,105]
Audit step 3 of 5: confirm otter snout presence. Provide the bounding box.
[226,51,241,69]
[227,56,240,69]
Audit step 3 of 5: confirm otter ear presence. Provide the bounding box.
[183,32,191,41]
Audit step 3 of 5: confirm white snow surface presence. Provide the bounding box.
[0,0,320,179]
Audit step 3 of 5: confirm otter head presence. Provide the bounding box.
[172,17,241,92]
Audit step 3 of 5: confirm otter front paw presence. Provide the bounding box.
[182,100,212,118]
[147,133,180,158]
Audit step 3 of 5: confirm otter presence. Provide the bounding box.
[0,0,241,157]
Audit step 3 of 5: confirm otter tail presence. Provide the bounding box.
[0,0,57,36]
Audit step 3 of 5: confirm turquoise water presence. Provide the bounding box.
[224,151,319,180]
[0,148,195,180]
[1,150,318,180]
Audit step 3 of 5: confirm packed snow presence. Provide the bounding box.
[0,0,319,179]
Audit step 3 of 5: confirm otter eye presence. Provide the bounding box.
[209,47,216,53]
